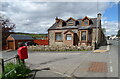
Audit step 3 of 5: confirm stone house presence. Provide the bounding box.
[48,13,106,49]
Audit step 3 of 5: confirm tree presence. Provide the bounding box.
[0,15,15,47]
[116,30,120,37]
[102,28,106,34]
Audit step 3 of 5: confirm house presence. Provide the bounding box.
[6,34,34,50]
[48,13,106,49]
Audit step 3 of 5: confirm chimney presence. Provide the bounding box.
[97,13,102,28]
[55,17,59,22]
[97,13,101,20]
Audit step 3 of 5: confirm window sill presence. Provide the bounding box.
[80,41,92,43]
[80,40,87,43]
[55,40,63,42]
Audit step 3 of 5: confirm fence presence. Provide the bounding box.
[0,55,19,75]
[34,40,48,45]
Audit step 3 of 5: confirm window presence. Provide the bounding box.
[84,21,88,25]
[81,31,86,40]
[68,22,74,26]
[58,22,63,27]
[66,34,72,40]
[55,33,62,41]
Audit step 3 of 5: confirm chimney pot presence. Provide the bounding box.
[97,13,102,20]
[55,16,59,22]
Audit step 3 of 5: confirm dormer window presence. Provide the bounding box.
[58,22,63,27]
[84,20,89,25]
[82,16,90,26]
[68,22,74,26]
[66,17,76,26]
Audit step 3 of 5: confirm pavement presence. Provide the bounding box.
[2,40,119,79]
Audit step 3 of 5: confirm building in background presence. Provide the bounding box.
[48,13,107,49]
[6,34,34,50]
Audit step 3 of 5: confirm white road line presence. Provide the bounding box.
[107,45,110,50]
[107,40,110,50]
[110,66,113,72]
[109,60,112,63]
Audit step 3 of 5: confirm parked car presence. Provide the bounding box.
[25,41,38,46]
[18,41,38,47]
[24,41,38,46]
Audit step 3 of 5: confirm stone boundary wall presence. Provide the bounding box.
[28,45,92,51]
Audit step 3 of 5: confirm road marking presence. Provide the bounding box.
[109,60,112,63]
[107,40,110,50]
[107,44,110,50]
[107,45,110,50]
[110,66,113,72]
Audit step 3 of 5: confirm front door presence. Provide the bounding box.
[73,33,79,46]
[8,41,14,49]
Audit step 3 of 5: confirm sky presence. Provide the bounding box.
[0,0,119,36]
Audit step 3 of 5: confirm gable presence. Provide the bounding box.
[7,35,15,40]
[66,17,77,26]
[64,30,75,34]
[81,16,94,26]
[82,16,90,21]
[66,17,76,22]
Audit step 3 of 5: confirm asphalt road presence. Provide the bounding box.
[1,40,119,78]
[106,40,118,77]
[26,40,118,77]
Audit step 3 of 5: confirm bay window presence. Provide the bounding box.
[81,31,86,41]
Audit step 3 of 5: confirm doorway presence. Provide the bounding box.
[8,41,14,50]
[73,33,79,46]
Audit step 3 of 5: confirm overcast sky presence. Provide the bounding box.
[0,0,119,35]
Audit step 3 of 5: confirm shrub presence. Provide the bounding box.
[1,62,32,79]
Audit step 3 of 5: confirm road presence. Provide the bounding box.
[26,40,118,78]
[1,40,119,78]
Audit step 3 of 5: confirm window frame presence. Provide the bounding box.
[67,22,74,26]
[55,32,63,42]
[81,31,86,41]
[84,20,89,25]
[66,34,72,40]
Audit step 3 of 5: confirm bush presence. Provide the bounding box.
[1,62,32,79]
